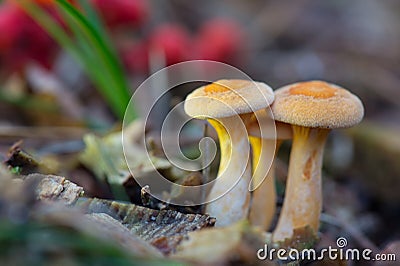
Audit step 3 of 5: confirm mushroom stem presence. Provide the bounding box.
[248,138,281,230]
[205,114,252,226]
[273,125,329,242]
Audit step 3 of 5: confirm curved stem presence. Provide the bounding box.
[273,126,329,242]
[205,115,252,226]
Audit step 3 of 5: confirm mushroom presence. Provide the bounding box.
[271,80,364,242]
[247,109,292,230]
[184,79,274,226]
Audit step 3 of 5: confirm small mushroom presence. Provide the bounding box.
[247,110,292,230]
[271,80,364,242]
[184,79,274,226]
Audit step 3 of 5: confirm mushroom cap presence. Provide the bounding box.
[272,81,364,129]
[184,79,274,119]
[248,109,293,139]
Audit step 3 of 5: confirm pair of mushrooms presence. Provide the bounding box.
[184,79,364,243]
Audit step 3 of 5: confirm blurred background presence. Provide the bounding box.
[1,0,400,124]
[0,0,399,263]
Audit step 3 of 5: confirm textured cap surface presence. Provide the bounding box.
[184,79,274,119]
[272,81,364,128]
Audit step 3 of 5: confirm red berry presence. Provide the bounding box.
[194,19,245,63]
[0,2,58,71]
[148,24,191,66]
[122,24,191,74]
[122,41,149,73]
[0,4,21,52]
[92,0,148,28]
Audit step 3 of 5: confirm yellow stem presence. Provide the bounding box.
[205,115,252,226]
[249,138,281,230]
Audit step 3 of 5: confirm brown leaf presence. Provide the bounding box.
[78,198,216,254]
[27,173,84,205]
[172,220,274,265]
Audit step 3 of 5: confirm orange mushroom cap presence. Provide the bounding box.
[184,79,274,119]
[272,80,364,129]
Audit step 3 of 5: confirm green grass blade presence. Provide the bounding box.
[54,0,132,118]
[54,4,118,106]
[77,0,108,43]
[19,1,78,59]
[77,0,127,84]
[19,0,138,121]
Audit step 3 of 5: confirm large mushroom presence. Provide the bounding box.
[247,110,292,230]
[184,79,274,226]
[271,80,364,242]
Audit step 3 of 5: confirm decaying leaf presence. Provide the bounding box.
[27,173,84,205]
[140,185,169,211]
[168,172,203,202]
[87,213,166,257]
[80,120,204,203]
[4,141,52,175]
[34,205,165,259]
[78,198,216,254]
[79,120,171,187]
[172,220,274,265]
[0,170,182,264]
[277,226,319,250]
